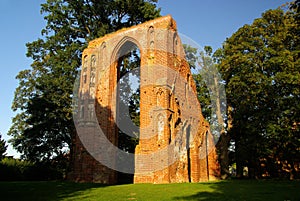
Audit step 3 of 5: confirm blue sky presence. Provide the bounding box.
[0,0,288,157]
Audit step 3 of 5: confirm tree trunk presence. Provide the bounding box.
[213,76,231,179]
[236,160,243,178]
[217,134,230,179]
[289,161,295,180]
[235,137,243,178]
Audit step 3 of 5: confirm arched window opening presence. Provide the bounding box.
[116,41,141,184]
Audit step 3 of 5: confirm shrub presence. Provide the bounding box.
[0,158,63,181]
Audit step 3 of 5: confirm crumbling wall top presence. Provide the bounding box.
[87,15,177,49]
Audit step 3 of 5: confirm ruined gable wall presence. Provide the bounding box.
[70,15,219,184]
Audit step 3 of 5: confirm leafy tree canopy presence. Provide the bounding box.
[219,5,300,178]
[9,0,160,162]
[0,134,7,160]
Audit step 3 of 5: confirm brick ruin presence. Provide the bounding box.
[69,15,220,184]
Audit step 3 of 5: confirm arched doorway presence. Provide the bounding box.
[115,41,141,184]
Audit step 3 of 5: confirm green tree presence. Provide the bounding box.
[219,6,300,179]
[290,0,300,14]
[0,134,7,160]
[184,44,230,178]
[183,44,198,69]
[197,47,230,179]
[9,0,160,162]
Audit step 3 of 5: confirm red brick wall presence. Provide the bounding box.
[69,15,220,184]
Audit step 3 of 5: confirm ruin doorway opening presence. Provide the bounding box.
[116,41,140,184]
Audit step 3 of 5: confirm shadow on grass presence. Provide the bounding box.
[173,180,300,201]
[0,181,107,201]
[1,179,300,201]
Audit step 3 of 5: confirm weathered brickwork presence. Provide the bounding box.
[69,15,220,184]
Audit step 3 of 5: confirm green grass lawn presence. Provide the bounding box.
[0,180,299,201]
